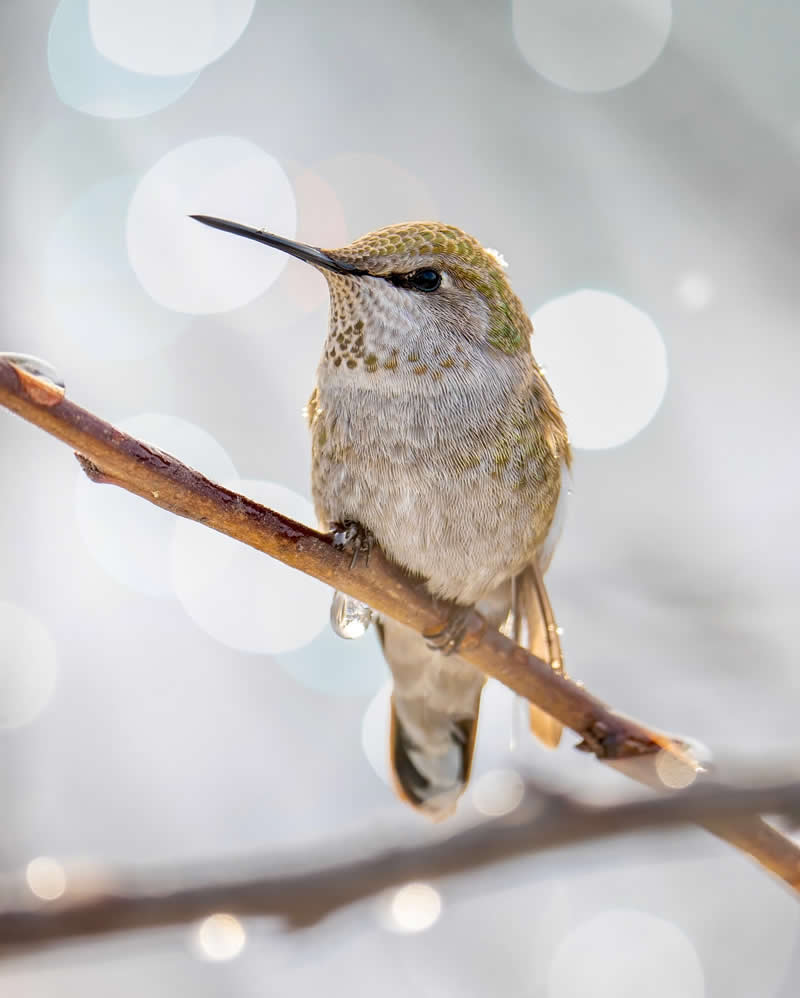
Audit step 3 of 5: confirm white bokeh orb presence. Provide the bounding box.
[548,909,704,997]
[48,0,199,119]
[170,480,330,654]
[654,732,711,790]
[193,913,246,961]
[472,768,525,818]
[75,414,238,597]
[676,272,715,311]
[386,883,442,934]
[26,857,67,901]
[0,602,58,729]
[512,0,672,93]
[89,0,256,76]
[127,137,296,314]
[45,175,190,361]
[654,750,697,790]
[532,289,668,449]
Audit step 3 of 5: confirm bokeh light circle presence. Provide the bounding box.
[387,883,442,934]
[127,137,296,314]
[48,0,199,119]
[26,857,67,901]
[654,750,698,789]
[512,0,672,93]
[45,176,189,361]
[171,480,330,654]
[0,602,58,729]
[472,768,525,817]
[548,909,704,997]
[676,272,715,310]
[75,414,238,596]
[193,913,246,961]
[532,290,668,449]
[89,0,256,76]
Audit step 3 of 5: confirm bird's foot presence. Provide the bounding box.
[331,519,375,568]
[424,604,475,656]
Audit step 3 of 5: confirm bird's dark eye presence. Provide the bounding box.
[408,268,441,292]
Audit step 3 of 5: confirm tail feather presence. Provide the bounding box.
[389,700,478,820]
[377,560,565,820]
[378,616,485,819]
[513,563,565,748]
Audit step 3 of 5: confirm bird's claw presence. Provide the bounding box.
[331,520,374,569]
[424,605,474,656]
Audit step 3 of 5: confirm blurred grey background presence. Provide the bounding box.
[1,0,800,995]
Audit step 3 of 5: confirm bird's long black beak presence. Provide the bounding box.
[190,215,365,276]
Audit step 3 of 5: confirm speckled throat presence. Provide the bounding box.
[322,222,532,357]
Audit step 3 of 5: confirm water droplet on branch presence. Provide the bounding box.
[1,353,65,389]
[331,591,374,640]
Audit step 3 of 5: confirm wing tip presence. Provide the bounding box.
[529,702,563,748]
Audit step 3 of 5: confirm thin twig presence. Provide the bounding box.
[1,780,799,952]
[1,355,799,895]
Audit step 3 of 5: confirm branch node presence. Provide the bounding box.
[74,453,112,484]
[576,721,660,760]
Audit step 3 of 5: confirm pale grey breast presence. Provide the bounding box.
[309,364,563,604]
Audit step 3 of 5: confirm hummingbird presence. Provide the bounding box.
[192,214,570,819]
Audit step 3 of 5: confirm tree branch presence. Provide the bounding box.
[1,355,799,897]
[1,779,799,952]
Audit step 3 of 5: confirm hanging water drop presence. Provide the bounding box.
[330,590,374,640]
[0,353,65,389]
